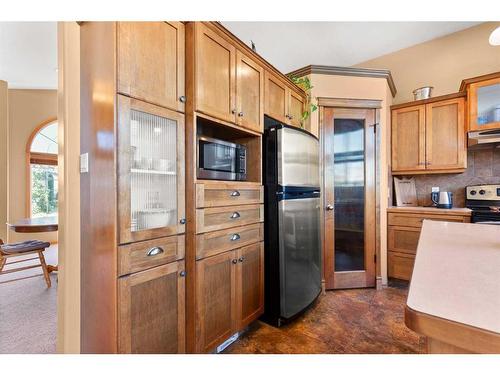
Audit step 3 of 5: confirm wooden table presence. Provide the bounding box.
[6,216,58,272]
[405,220,500,353]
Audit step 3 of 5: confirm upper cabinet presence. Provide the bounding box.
[195,23,236,123]
[236,51,264,133]
[118,22,185,113]
[190,23,305,133]
[465,75,500,132]
[264,71,304,127]
[391,95,466,174]
[117,95,186,244]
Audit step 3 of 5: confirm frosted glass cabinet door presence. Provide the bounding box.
[118,95,185,244]
[469,77,500,131]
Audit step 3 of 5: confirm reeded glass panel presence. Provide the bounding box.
[477,83,500,125]
[130,110,177,232]
[333,119,365,272]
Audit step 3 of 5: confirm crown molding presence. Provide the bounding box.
[287,64,397,98]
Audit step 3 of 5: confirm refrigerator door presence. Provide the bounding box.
[278,195,321,318]
[278,127,319,187]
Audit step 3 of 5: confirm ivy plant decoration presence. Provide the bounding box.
[289,76,318,128]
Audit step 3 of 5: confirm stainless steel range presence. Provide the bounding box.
[465,184,500,224]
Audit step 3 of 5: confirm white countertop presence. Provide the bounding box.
[407,220,500,334]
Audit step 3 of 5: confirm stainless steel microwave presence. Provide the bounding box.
[197,136,247,181]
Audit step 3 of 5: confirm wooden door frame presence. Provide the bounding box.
[319,98,381,290]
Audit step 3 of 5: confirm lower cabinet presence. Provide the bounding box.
[196,242,264,353]
[118,260,186,353]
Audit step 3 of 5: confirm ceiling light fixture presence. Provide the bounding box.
[489,27,500,46]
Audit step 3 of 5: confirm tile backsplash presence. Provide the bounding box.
[403,148,500,207]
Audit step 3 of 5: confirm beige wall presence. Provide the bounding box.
[0,81,7,242]
[355,22,500,104]
[308,73,393,285]
[8,89,58,243]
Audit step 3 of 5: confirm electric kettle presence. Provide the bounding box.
[431,191,453,209]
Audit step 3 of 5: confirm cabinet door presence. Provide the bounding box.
[117,22,185,112]
[391,105,426,173]
[236,242,264,330]
[425,98,466,171]
[236,51,264,133]
[195,23,236,123]
[468,77,500,131]
[288,89,304,128]
[388,226,421,255]
[196,250,237,353]
[118,260,186,353]
[117,95,185,244]
[265,71,288,124]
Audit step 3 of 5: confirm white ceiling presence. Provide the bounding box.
[222,22,481,73]
[0,22,57,89]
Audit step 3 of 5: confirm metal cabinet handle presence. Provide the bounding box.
[230,234,241,241]
[230,190,240,197]
[179,270,186,277]
[147,246,164,257]
[232,259,238,264]
[179,95,186,103]
[230,212,241,219]
[326,204,334,211]
[179,218,186,224]
[238,111,244,117]
[289,115,294,120]
[238,256,245,263]
[231,109,237,114]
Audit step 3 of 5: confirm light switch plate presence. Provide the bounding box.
[80,153,89,173]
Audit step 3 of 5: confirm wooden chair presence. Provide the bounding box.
[0,238,52,287]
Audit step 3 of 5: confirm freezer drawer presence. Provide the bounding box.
[278,127,319,188]
[278,196,321,318]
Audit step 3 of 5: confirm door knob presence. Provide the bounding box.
[179,95,186,103]
[326,204,334,211]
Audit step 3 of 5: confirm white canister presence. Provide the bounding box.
[493,106,500,122]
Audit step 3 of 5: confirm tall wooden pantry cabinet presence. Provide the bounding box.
[80,21,186,353]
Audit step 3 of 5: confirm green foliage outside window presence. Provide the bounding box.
[31,164,58,217]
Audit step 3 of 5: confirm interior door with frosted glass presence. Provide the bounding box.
[322,107,375,289]
[117,95,185,244]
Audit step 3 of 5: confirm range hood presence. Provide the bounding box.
[468,129,500,148]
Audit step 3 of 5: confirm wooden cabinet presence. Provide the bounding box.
[195,243,264,353]
[391,96,466,174]
[118,22,185,112]
[237,242,264,330]
[264,71,305,127]
[196,204,264,234]
[387,209,471,281]
[195,23,236,123]
[118,260,185,353]
[236,51,264,132]
[465,74,500,131]
[117,95,186,244]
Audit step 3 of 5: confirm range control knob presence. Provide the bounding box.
[479,189,486,195]
[470,190,477,196]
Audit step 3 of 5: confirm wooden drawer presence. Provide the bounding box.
[388,251,415,281]
[196,223,263,260]
[388,226,421,255]
[118,235,185,276]
[196,204,263,233]
[196,183,263,208]
[388,212,468,228]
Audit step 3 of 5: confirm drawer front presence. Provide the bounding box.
[388,226,421,255]
[118,235,185,276]
[196,204,264,233]
[388,213,468,228]
[196,223,263,260]
[196,183,263,208]
[388,251,415,281]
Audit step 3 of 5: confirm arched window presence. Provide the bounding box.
[27,119,58,218]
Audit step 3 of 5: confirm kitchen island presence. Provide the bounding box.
[405,220,500,353]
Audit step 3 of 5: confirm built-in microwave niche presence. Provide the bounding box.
[196,116,262,184]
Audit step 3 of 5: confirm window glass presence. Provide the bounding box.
[30,122,58,154]
[31,164,58,217]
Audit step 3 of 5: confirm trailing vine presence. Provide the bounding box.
[290,76,318,128]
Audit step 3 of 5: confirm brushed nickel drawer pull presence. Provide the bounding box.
[147,247,164,257]
[230,190,240,197]
[230,233,241,241]
[238,256,245,263]
[232,259,238,264]
[230,212,241,219]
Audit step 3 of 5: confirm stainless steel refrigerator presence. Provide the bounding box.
[262,117,321,327]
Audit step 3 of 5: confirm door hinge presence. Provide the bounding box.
[374,254,377,263]
[372,123,378,134]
